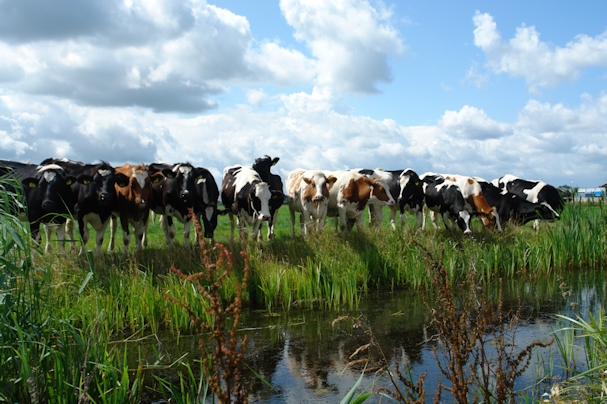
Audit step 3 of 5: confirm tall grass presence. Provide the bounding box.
[0,176,146,403]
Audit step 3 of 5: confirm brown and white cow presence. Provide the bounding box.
[110,163,163,257]
[286,169,337,236]
[442,174,502,233]
[221,165,273,243]
[326,170,396,232]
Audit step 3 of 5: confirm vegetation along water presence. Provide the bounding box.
[1,175,606,403]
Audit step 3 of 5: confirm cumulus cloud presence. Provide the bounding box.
[3,87,607,186]
[439,106,513,139]
[473,11,607,91]
[280,0,406,93]
[246,89,268,107]
[0,1,315,113]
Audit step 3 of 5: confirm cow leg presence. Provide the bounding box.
[338,207,349,232]
[301,206,313,236]
[229,213,237,243]
[66,218,77,252]
[108,215,117,252]
[414,209,423,228]
[238,214,250,240]
[288,205,297,236]
[94,219,111,257]
[134,221,145,254]
[78,216,89,256]
[161,214,175,248]
[55,222,67,255]
[44,224,53,254]
[533,218,540,231]
[370,204,383,231]
[389,207,398,231]
[120,216,131,258]
[142,215,150,247]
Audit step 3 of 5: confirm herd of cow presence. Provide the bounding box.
[0,155,564,257]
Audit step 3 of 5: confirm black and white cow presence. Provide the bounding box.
[492,174,563,230]
[221,165,272,242]
[420,173,472,235]
[356,168,424,230]
[252,155,284,239]
[0,159,77,253]
[147,162,219,248]
[41,158,123,256]
[474,177,559,226]
[192,168,220,243]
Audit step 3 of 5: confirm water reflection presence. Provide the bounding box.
[141,269,606,403]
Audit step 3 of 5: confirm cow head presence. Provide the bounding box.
[115,164,163,210]
[252,155,279,182]
[249,181,272,221]
[161,163,198,206]
[302,171,336,202]
[77,161,119,208]
[367,178,396,207]
[24,164,76,212]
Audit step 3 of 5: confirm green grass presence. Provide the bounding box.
[3,192,607,402]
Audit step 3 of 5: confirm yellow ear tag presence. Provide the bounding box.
[415,181,419,186]
[28,182,37,188]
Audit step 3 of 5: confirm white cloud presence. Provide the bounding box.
[439,106,512,139]
[246,88,268,107]
[0,1,317,113]
[2,88,607,186]
[473,11,607,91]
[280,0,406,93]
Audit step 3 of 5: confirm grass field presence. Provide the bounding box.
[2,196,607,402]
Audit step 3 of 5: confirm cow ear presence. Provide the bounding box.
[115,173,129,187]
[161,168,175,179]
[327,176,337,184]
[23,177,39,188]
[302,177,312,184]
[271,157,280,166]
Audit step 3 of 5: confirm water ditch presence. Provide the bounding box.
[133,268,605,402]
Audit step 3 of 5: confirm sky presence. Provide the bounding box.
[1,0,607,187]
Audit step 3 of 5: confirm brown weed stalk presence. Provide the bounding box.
[415,241,553,403]
[164,210,250,403]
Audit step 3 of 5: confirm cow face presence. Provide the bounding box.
[161,164,192,206]
[24,164,76,212]
[252,155,279,182]
[77,162,119,208]
[115,164,162,210]
[367,178,396,207]
[302,172,336,202]
[249,182,272,221]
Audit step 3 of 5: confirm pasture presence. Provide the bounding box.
[2,197,607,402]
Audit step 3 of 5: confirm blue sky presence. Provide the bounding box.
[1,0,607,187]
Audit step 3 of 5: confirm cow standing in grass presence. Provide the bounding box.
[221,165,272,243]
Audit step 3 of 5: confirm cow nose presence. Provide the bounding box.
[260,214,271,221]
[313,195,324,201]
[42,200,54,210]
